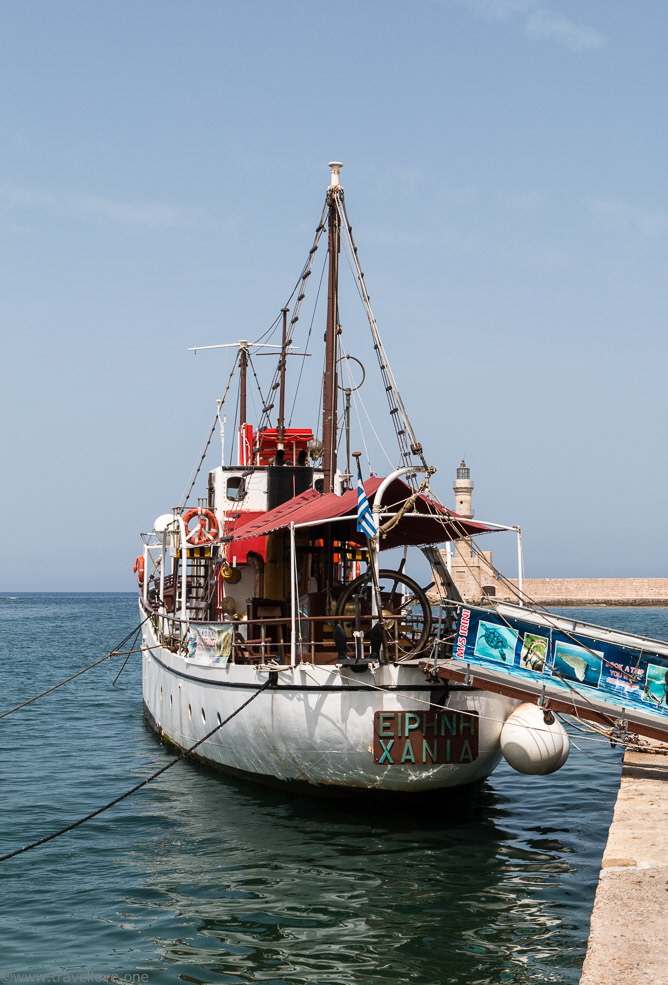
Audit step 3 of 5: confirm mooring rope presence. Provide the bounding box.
[111,620,144,686]
[0,678,273,863]
[0,617,151,722]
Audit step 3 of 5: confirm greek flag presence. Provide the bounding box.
[357,477,377,538]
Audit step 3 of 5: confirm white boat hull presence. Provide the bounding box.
[142,619,517,794]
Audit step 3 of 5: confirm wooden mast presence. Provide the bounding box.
[276,308,289,457]
[322,162,343,494]
[238,341,248,427]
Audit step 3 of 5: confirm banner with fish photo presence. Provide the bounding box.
[453,606,668,720]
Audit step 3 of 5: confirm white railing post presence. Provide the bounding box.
[290,522,297,666]
[177,515,188,628]
[371,465,431,618]
[515,526,524,605]
[142,546,149,607]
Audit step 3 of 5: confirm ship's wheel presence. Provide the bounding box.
[334,568,433,660]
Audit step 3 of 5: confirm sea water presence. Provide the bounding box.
[1,596,665,985]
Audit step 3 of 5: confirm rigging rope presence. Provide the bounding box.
[0,678,274,863]
[179,351,242,507]
[288,252,327,430]
[338,196,428,480]
[379,476,434,539]
[257,206,329,435]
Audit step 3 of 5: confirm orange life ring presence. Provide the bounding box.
[133,556,145,585]
[182,508,220,545]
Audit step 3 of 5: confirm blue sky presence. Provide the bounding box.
[1,0,666,590]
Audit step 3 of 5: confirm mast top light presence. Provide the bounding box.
[328,161,344,186]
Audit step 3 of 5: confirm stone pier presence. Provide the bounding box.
[579,749,668,985]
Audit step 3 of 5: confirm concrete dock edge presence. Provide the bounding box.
[580,749,668,985]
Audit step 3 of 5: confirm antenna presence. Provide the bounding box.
[188,340,288,354]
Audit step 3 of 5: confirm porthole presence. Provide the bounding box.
[201,707,206,723]
[169,694,173,709]
[160,687,163,701]
[216,712,222,725]
[188,704,192,720]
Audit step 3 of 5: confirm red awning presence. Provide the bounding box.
[225,477,493,550]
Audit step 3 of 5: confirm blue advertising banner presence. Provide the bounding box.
[453,606,668,720]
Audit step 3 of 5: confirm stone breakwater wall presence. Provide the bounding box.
[498,578,668,606]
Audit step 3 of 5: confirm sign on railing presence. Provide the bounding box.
[454,606,668,721]
[187,624,234,663]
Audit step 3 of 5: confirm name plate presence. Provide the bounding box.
[373,709,479,765]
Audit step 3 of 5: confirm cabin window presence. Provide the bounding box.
[226,477,246,501]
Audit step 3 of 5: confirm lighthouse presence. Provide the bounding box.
[447,460,497,602]
[453,459,474,519]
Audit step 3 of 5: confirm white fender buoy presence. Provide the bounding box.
[500,703,570,775]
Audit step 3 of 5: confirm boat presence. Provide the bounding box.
[137,162,668,796]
